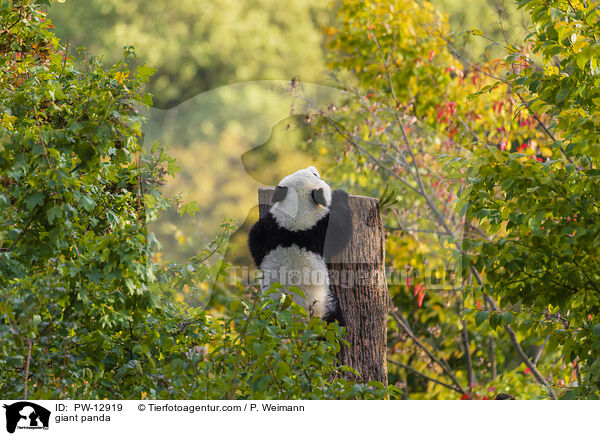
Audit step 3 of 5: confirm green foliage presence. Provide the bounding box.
[0,0,395,400]
[449,0,600,398]
[186,289,397,399]
[512,0,600,159]
[312,0,585,399]
[0,0,200,399]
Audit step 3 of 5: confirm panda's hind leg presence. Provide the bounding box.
[323,292,345,326]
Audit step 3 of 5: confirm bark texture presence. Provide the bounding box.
[258,188,389,385]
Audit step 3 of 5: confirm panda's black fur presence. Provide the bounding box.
[248,166,353,325]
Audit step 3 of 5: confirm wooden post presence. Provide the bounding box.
[258,188,389,385]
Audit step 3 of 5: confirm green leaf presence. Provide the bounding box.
[136,64,156,82]
[501,312,515,326]
[142,93,153,106]
[124,278,136,293]
[47,205,62,224]
[475,311,490,327]
[341,365,361,376]
[78,195,96,212]
[289,285,307,300]
[302,350,314,365]
[24,192,44,211]
[489,312,501,330]
[555,87,570,104]
[170,358,184,373]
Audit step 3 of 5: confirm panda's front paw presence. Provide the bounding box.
[324,189,353,260]
[331,189,349,205]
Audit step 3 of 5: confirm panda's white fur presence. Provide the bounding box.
[248,166,352,324]
[269,166,332,231]
[259,246,331,318]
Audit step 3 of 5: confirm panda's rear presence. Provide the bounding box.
[259,244,330,318]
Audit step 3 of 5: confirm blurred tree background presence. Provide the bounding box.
[49,0,331,108]
[49,0,529,103]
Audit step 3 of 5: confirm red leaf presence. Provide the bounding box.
[413,282,424,296]
[414,283,426,307]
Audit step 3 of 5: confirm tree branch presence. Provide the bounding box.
[461,319,477,388]
[489,337,497,380]
[24,339,32,400]
[387,358,463,394]
[391,311,468,395]
[33,104,53,169]
[533,333,550,366]
[482,292,557,399]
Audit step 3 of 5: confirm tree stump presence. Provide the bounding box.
[258,188,389,385]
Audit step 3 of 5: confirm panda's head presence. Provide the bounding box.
[269,166,332,231]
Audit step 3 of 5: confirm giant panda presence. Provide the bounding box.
[248,166,353,325]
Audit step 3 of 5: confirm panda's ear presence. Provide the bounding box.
[311,188,327,206]
[272,185,288,203]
